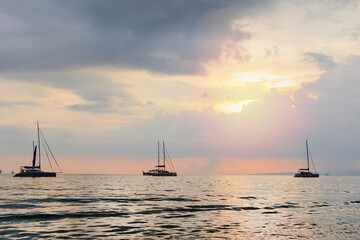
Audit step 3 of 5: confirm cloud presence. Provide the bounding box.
[265,46,279,58]
[2,52,360,174]
[65,56,360,172]
[350,24,360,40]
[294,55,360,167]
[0,101,37,107]
[0,0,273,75]
[64,89,301,161]
[201,92,211,99]
[0,125,34,154]
[304,52,336,70]
[2,70,137,114]
[85,56,360,172]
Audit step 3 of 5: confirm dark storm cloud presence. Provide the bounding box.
[0,0,271,75]
[304,52,336,70]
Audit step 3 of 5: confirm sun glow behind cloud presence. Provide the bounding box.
[264,79,295,88]
[215,100,255,114]
[232,73,292,87]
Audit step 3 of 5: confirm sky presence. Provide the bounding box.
[1,0,360,174]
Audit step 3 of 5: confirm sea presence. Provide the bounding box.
[0,174,359,239]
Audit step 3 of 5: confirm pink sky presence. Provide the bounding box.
[3,155,306,175]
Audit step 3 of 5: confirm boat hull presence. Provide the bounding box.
[142,171,177,176]
[13,172,56,177]
[142,172,153,176]
[152,172,177,176]
[294,172,319,178]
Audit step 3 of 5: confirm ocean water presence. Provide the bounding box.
[0,175,359,239]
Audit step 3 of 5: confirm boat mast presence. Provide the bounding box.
[157,141,160,171]
[163,141,166,169]
[32,141,36,168]
[306,139,309,171]
[37,121,41,169]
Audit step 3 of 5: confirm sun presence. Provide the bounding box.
[215,100,255,114]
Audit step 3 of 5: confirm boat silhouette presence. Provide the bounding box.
[14,122,61,177]
[294,140,319,178]
[143,141,177,176]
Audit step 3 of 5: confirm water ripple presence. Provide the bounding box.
[0,175,359,239]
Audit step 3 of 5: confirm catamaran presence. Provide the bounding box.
[143,141,177,176]
[294,140,319,178]
[14,122,61,177]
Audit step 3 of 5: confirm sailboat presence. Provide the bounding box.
[14,122,61,177]
[294,140,319,178]
[143,141,177,176]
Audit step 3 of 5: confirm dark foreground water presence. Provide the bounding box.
[0,175,359,239]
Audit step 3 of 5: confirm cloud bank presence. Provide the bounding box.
[0,0,272,75]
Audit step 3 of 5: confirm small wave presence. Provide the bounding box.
[239,196,257,200]
[262,202,301,210]
[343,201,360,205]
[137,205,232,215]
[0,203,39,209]
[272,204,300,209]
[159,224,180,229]
[160,214,195,219]
[127,220,147,224]
[262,211,280,214]
[186,204,231,209]
[165,198,199,202]
[234,207,260,211]
[0,229,23,236]
[88,224,111,228]
[104,226,140,233]
[0,211,129,223]
[137,204,263,215]
[310,202,331,208]
[218,225,232,229]
[22,196,199,204]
